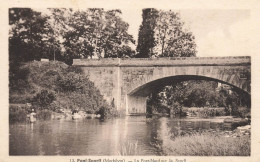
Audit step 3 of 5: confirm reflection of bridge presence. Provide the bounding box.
[73,56,251,115]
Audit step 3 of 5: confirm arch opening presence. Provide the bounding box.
[128,75,250,96]
[126,75,251,116]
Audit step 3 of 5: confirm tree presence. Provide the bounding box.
[61,9,135,63]
[154,10,196,57]
[136,8,158,58]
[60,9,97,63]
[47,8,71,61]
[9,8,57,63]
[137,9,197,114]
[9,8,58,91]
[102,10,135,58]
[9,8,135,65]
[137,9,196,58]
[150,80,221,114]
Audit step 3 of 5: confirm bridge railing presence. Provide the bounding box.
[73,56,251,67]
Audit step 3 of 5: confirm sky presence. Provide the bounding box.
[119,9,250,57]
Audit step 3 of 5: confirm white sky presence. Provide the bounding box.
[119,9,250,57]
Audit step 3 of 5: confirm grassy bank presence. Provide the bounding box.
[116,131,250,156]
[160,132,250,156]
[9,61,117,121]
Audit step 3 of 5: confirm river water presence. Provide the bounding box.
[9,116,234,155]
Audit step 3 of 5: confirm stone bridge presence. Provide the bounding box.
[73,56,251,115]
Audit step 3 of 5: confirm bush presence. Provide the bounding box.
[96,106,118,119]
[198,108,214,118]
[183,107,226,118]
[197,108,226,118]
[9,66,30,93]
[9,93,32,104]
[32,90,56,109]
[237,107,250,118]
[66,66,83,74]
[169,102,182,116]
[9,61,113,118]
[215,108,226,116]
[9,105,28,123]
[57,72,79,92]
[40,70,61,89]
[49,101,61,112]
[36,109,52,120]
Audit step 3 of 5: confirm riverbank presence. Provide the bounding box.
[160,116,248,122]
[116,116,251,156]
[9,105,104,123]
[9,61,118,122]
[160,131,250,156]
[126,124,251,156]
[165,123,250,156]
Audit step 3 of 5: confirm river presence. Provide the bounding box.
[9,116,235,155]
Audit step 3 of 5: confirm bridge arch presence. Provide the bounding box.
[125,66,250,115]
[128,75,250,97]
[126,66,250,95]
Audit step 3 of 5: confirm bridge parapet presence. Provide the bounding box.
[73,58,120,67]
[73,56,250,67]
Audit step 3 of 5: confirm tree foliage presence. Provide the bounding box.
[32,89,56,109]
[53,8,135,64]
[137,8,196,58]
[136,8,158,58]
[9,8,55,63]
[9,60,111,113]
[158,81,219,108]
[9,8,135,66]
[151,80,250,115]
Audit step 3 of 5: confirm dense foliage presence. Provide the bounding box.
[9,105,28,123]
[32,90,56,109]
[9,8,135,66]
[9,9,54,63]
[137,8,196,58]
[9,61,111,114]
[147,80,251,117]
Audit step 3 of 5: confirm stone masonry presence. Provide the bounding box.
[73,56,251,115]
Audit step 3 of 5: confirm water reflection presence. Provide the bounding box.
[10,116,233,155]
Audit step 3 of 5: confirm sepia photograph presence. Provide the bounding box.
[7,5,253,158]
